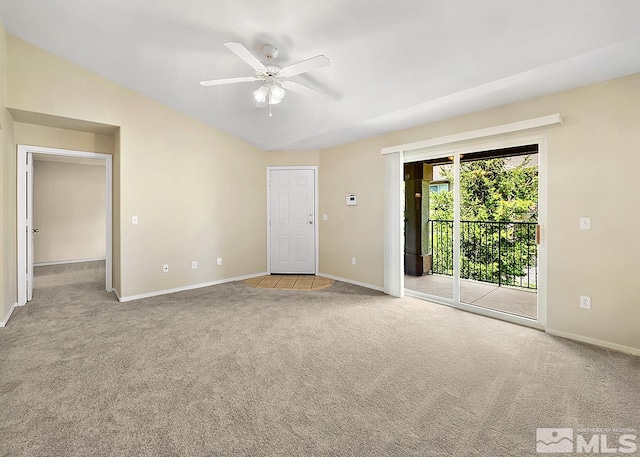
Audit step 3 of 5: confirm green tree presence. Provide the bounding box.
[432,156,538,222]
[429,156,538,287]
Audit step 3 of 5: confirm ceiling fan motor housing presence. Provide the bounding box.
[262,66,281,78]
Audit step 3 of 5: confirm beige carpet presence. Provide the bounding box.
[0,270,638,456]
[33,260,105,289]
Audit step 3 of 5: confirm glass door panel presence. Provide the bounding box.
[404,157,454,300]
[458,147,539,319]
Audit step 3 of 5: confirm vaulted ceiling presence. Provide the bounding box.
[1,0,639,150]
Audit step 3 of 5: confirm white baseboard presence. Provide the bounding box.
[34,258,106,267]
[317,272,384,292]
[117,272,268,303]
[546,328,640,357]
[0,303,18,328]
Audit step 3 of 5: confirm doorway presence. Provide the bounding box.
[17,145,113,305]
[267,167,318,274]
[391,134,548,328]
[382,115,560,327]
[403,145,540,321]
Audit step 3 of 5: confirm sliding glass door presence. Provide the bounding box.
[403,145,540,323]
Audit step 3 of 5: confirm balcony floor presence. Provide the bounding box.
[404,274,537,320]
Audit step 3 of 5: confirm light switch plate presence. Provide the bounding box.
[579,217,591,230]
[132,216,138,225]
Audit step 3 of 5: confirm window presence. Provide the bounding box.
[429,183,449,193]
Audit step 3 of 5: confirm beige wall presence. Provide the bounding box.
[6,35,267,298]
[14,122,114,154]
[319,136,384,286]
[266,149,320,167]
[1,22,16,323]
[33,159,106,263]
[318,74,640,352]
[1,22,5,320]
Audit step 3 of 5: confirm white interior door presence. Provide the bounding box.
[269,169,316,274]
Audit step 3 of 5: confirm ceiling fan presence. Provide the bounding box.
[200,42,330,113]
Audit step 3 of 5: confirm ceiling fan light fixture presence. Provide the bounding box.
[270,84,285,101]
[253,85,269,103]
[268,92,282,105]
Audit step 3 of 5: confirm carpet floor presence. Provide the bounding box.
[1,274,638,456]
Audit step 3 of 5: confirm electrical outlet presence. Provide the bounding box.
[580,296,591,309]
[216,258,222,266]
[191,261,197,269]
[351,257,357,265]
[162,264,169,273]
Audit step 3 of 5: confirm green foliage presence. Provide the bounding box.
[431,156,538,222]
[429,155,538,288]
[430,188,453,221]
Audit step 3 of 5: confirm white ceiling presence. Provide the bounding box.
[1,0,639,151]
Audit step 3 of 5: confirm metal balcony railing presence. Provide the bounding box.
[429,220,538,290]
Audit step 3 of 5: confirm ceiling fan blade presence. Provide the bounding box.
[282,80,326,97]
[280,55,330,77]
[224,41,267,72]
[200,76,258,87]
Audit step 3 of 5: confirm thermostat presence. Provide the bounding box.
[346,194,357,206]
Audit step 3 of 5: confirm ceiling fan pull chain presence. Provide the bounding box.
[269,103,273,117]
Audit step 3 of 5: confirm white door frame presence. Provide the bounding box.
[266,166,319,275]
[17,145,113,305]
[382,114,561,328]
[401,136,547,328]
[382,114,562,328]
